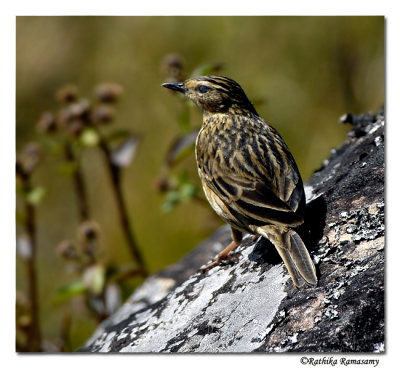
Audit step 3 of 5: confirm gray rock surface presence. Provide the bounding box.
[81,109,384,353]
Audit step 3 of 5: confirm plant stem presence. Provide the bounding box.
[64,141,90,222]
[23,178,42,352]
[59,309,71,352]
[96,134,148,276]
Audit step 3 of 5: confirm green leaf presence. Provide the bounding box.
[161,190,181,212]
[161,178,198,212]
[178,171,190,184]
[83,264,106,294]
[26,186,46,206]
[53,280,87,304]
[180,183,197,200]
[79,128,100,147]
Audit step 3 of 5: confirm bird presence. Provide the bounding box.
[162,75,317,287]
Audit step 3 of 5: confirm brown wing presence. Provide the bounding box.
[196,115,305,230]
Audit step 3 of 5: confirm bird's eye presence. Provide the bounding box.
[196,85,210,94]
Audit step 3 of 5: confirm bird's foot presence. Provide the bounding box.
[200,251,239,272]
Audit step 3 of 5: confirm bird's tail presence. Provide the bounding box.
[256,225,317,287]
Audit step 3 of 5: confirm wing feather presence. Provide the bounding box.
[196,115,305,229]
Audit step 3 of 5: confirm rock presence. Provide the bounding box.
[81,108,384,353]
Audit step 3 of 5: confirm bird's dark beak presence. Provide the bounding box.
[162,82,186,93]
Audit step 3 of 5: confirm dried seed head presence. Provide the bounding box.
[57,99,91,131]
[154,175,171,193]
[57,107,73,129]
[66,120,85,138]
[56,85,79,104]
[69,99,91,120]
[16,159,27,180]
[78,220,100,242]
[17,314,32,330]
[20,142,43,174]
[92,105,115,124]
[24,142,42,159]
[56,239,78,260]
[37,112,57,134]
[94,83,124,103]
[16,290,29,308]
[161,53,185,82]
[77,221,101,261]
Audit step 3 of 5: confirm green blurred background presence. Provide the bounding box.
[16,16,384,350]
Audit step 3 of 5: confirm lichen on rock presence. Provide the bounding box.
[81,109,384,353]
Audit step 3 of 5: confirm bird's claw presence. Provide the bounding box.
[200,252,239,273]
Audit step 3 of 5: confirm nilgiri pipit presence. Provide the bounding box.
[163,75,317,287]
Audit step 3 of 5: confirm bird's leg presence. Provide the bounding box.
[201,228,243,272]
[201,241,239,272]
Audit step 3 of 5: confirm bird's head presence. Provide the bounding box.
[162,75,257,116]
